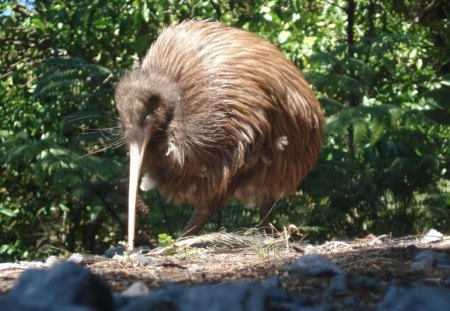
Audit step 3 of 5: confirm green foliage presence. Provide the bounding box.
[157,233,175,247]
[1,0,449,261]
[157,233,178,255]
[157,233,197,255]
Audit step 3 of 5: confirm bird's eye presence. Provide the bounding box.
[142,95,160,124]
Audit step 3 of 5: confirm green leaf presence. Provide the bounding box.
[31,17,46,30]
[0,208,18,217]
[141,2,149,22]
[263,13,272,22]
[278,31,291,44]
[158,233,175,247]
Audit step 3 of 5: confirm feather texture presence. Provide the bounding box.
[115,20,324,239]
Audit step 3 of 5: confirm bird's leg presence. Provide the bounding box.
[257,200,275,232]
[178,202,217,238]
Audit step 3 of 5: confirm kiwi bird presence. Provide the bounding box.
[115,20,324,250]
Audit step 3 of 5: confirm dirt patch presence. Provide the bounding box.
[1,233,449,309]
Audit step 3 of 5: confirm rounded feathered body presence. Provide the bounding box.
[115,20,323,239]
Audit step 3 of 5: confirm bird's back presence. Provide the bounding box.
[140,21,323,205]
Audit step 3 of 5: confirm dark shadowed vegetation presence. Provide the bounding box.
[1,0,449,261]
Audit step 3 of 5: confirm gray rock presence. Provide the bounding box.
[104,246,126,258]
[118,288,182,311]
[411,250,450,271]
[1,261,113,311]
[187,264,201,273]
[119,282,268,311]
[327,273,348,294]
[287,254,342,277]
[378,286,450,311]
[121,282,150,297]
[179,282,265,311]
[261,275,281,289]
[420,229,444,244]
[68,253,84,264]
[129,253,156,266]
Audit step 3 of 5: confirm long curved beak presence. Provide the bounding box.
[127,134,150,250]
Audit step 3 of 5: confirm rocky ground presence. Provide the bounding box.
[0,230,450,310]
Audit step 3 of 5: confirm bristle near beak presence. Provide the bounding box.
[127,134,151,250]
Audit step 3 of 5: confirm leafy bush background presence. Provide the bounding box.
[1,0,449,261]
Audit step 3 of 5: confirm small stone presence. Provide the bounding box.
[378,286,450,311]
[67,253,84,264]
[121,281,150,297]
[119,282,270,311]
[112,254,126,261]
[265,287,298,310]
[287,254,342,277]
[4,261,113,311]
[411,250,450,271]
[261,276,281,289]
[180,282,265,311]
[129,253,156,266]
[187,264,201,273]
[327,273,348,294]
[134,245,152,253]
[104,246,125,258]
[118,288,181,311]
[420,229,444,244]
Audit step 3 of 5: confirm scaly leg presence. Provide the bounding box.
[179,202,219,238]
[258,200,275,231]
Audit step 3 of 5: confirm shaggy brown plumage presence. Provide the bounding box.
[115,20,324,249]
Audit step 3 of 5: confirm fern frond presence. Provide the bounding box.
[34,57,115,107]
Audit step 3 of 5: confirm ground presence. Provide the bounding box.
[1,232,449,309]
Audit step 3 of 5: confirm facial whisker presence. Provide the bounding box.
[78,139,126,159]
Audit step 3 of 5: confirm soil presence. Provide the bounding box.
[1,233,449,309]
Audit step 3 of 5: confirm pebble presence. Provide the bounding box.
[187,264,201,273]
[378,286,450,311]
[327,273,348,294]
[0,261,113,311]
[121,281,150,297]
[420,229,444,244]
[411,250,450,271]
[67,253,84,264]
[261,275,280,289]
[104,246,126,258]
[129,253,156,266]
[179,282,266,311]
[287,254,342,277]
